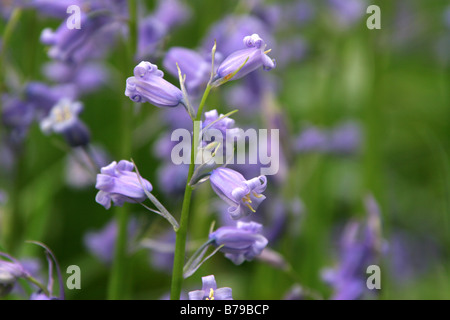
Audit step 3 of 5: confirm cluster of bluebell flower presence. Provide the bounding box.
[96,30,277,299]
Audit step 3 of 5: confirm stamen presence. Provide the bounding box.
[252,192,263,198]
[264,49,272,54]
[245,202,256,213]
[206,288,215,300]
[242,194,252,204]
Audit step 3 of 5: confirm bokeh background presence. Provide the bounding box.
[0,0,449,300]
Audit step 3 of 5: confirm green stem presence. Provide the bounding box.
[107,0,137,300]
[170,84,212,300]
[0,8,22,103]
[26,275,50,297]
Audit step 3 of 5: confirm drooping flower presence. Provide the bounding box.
[40,98,90,147]
[95,160,153,210]
[209,167,267,220]
[214,34,275,83]
[125,61,184,108]
[188,275,233,300]
[209,221,268,265]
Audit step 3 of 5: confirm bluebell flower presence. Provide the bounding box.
[188,275,233,300]
[209,221,268,265]
[125,61,184,108]
[40,98,90,147]
[209,167,267,220]
[214,34,275,83]
[163,47,210,94]
[95,160,153,209]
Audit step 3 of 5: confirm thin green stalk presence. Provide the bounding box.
[0,8,22,102]
[170,84,212,300]
[107,0,137,300]
[26,275,50,297]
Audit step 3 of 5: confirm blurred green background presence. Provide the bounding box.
[0,0,449,300]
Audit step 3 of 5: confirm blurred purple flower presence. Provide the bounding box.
[209,221,268,265]
[42,61,109,95]
[327,122,361,155]
[136,15,167,59]
[95,160,153,209]
[153,0,190,30]
[188,275,233,300]
[214,34,275,82]
[209,167,267,220]
[142,230,177,274]
[294,122,362,155]
[283,284,305,300]
[136,0,190,60]
[26,0,83,18]
[328,0,367,28]
[294,126,328,153]
[202,15,273,58]
[202,109,241,152]
[445,6,450,29]
[84,218,138,265]
[65,144,110,189]
[0,190,7,205]
[163,47,210,95]
[157,163,189,195]
[1,95,35,143]
[40,98,90,147]
[0,257,28,297]
[125,61,183,108]
[387,230,441,286]
[276,37,308,69]
[225,71,267,114]
[40,12,121,64]
[25,82,78,119]
[322,195,385,300]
